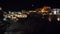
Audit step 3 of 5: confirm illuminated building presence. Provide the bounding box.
[3,11,28,22]
[52,9,57,15]
[2,6,60,22]
[52,8,60,15]
[29,10,36,13]
[41,6,51,13]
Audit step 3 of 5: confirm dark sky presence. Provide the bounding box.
[0,0,60,10]
[32,0,60,8]
[0,0,32,10]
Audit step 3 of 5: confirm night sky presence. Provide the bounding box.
[32,0,60,8]
[0,0,31,10]
[0,0,60,10]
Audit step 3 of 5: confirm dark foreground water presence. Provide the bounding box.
[0,16,60,34]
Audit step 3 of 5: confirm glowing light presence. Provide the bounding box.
[3,15,8,18]
[43,13,46,15]
[11,12,14,14]
[57,17,60,21]
[53,11,57,15]
[22,15,27,18]
[49,13,52,15]
[0,7,2,10]
[17,14,27,18]
[9,11,11,14]
[52,9,57,15]
[10,15,13,17]
[17,15,22,18]
[11,18,18,22]
[33,11,36,12]
[3,18,7,21]
[7,16,11,18]
[26,12,30,14]
[29,11,33,13]
[48,17,51,22]
[18,12,21,14]
[41,6,49,13]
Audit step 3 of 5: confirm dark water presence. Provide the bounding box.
[0,15,60,34]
